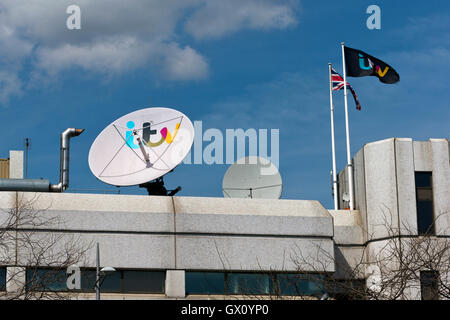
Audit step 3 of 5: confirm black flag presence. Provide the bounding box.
[344,46,400,84]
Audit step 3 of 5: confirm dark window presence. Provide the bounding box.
[102,270,123,292]
[275,274,325,296]
[81,269,165,293]
[80,270,96,292]
[25,268,67,292]
[0,267,6,291]
[185,272,325,296]
[186,272,225,295]
[415,172,435,235]
[25,268,165,294]
[80,269,122,293]
[420,271,439,300]
[415,172,432,188]
[227,273,271,295]
[123,270,165,293]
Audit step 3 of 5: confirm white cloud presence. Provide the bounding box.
[0,0,299,103]
[35,37,155,75]
[162,44,209,80]
[0,25,33,64]
[34,39,210,81]
[0,71,22,104]
[185,0,299,40]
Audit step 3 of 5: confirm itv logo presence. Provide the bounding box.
[358,53,389,78]
[125,121,180,149]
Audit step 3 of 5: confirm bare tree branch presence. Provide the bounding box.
[0,192,92,300]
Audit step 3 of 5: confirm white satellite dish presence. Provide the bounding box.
[88,107,194,186]
[342,192,350,202]
[222,156,282,199]
[366,265,382,293]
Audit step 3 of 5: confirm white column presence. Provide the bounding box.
[9,150,24,179]
[165,270,185,298]
[6,266,26,296]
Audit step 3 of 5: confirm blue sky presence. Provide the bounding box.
[1,0,449,208]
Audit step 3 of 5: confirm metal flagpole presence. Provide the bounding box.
[328,63,338,210]
[96,242,100,300]
[341,42,355,210]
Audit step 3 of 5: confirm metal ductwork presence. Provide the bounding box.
[0,128,84,193]
[50,128,84,192]
[0,178,51,192]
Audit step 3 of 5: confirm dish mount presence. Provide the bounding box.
[139,171,181,196]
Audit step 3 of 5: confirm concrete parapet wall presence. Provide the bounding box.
[0,192,335,272]
[329,210,364,245]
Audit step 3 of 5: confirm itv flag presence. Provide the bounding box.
[344,46,400,84]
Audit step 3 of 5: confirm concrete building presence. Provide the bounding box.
[0,151,24,179]
[0,138,448,300]
[336,138,450,299]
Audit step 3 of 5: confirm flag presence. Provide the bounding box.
[331,68,362,110]
[344,46,400,84]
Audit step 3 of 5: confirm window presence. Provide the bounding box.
[123,270,165,293]
[80,269,122,293]
[0,267,6,291]
[415,172,435,235]
[25,268,165,294]
[227,273,271,295]
[420,271,439,300]
[26,268,68,292]
[186,272,225,295]
[275,274,325,296]
[80,269,165,293]
[185,271,325,297]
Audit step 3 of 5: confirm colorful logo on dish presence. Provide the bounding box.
[358,53,389,77]
[125,121,180,149]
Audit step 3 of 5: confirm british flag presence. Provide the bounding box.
[331,68,362,110]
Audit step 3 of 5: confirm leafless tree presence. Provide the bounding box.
[290,209,450,300]
[210,209,450,300]
[0,192,91,300]
[211,240,332,300]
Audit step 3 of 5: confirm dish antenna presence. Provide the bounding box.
[342,192,350,203]
[88,107,194,195]
[222,156,282,199]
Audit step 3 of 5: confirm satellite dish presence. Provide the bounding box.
[88,107,194,187]
[222,156,282,199]
[366,265,381,293]
[342,192,350,202]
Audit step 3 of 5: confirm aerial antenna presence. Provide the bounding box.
[24,138,30,178]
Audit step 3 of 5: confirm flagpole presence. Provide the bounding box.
[328,63,338,210]
[341,42,355,210]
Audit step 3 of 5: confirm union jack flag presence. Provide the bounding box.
[331,68,362,110]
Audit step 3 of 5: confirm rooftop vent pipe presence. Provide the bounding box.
[50,128,84,192]
[0,128,84,193]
